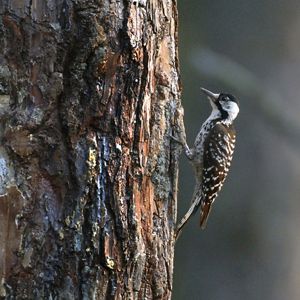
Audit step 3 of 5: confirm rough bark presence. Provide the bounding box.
[0,1,183,299]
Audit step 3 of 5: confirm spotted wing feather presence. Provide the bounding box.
[199,122,236,228]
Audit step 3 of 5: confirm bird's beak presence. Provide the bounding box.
[200,87,219,103]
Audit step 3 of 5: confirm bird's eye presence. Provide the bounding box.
[223,96,230,101]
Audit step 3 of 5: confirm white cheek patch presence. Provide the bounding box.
[228,102,239,121]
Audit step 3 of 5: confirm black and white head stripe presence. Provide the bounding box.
[218,93,239,106]
[216,93,239,123]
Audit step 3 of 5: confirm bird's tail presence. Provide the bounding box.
[199,202,213,229]
[175,196,201,240]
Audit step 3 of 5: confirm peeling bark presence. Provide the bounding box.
[0,0,182,299]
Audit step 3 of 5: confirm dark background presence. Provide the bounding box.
[174,1,300,299]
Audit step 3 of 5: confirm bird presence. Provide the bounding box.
[174,87,239,239]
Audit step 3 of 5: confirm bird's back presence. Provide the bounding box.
[199,122,236,227]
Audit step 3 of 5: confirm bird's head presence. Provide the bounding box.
[201,87,239,123]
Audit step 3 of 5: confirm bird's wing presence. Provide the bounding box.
[200,122,236,228]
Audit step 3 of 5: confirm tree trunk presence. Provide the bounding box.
[0,0,182,299]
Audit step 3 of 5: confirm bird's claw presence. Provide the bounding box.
[169,134,184,146]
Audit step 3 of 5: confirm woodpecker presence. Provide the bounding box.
[175,87,239,238]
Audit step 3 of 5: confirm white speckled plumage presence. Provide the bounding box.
[175,88,239,238]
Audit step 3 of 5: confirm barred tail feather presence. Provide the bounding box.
[199,202,213,229]
[175,196,201,240]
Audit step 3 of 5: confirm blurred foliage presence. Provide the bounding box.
[174,1,300,300]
